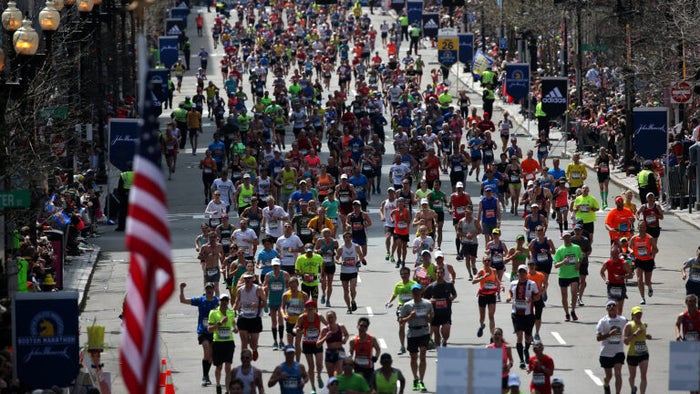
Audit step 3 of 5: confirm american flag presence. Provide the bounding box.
[120,36,175,394]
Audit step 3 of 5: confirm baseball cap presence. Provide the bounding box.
[353,200,362,206]
[410,283,422,291]
[271,258,281,266]
[507,374,520,387]
[305,243,314,251]
[492,228,501,234]
[284,345,296,353]
[340,174,348,179]
[205,282,215,289]
[606,300,617,307]
[456,181,464,188]
[518,264,528,272]
[327,377,338,385]
[387,187,396,192]
[551,377,564,386]
[527,180,535,187]
[243,173,251,179]
[619,237,628,242]
[420,198,429,205]
[562,231,572,237]
[515,234,525,240]
[420,249,432,256]
[397,197,405,202]
[434,250,444,258]
[305,299,317,308]
[615,196,623,203]
[220,294,230,301]
[299,179,307,184]
[484,186,493,192]
[631,305,643,315]
[574,224,583,230]
[242,272,255,279]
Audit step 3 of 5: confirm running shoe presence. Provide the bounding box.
[351,300,357,311]
[391,255,396,263]
[347,308,353,314]
[577,297,584,307]
[496,293,501,302]
[519,361,526,370]
[318,375,324,388]
[565,313,571,322]
[534,333,540,341]
[395,260,401,268]
[201,377,210,387]
[418,381,427,392]
[216,385,222,394]
[326,300,331,308]
[321,294,326,305]
[631,386,637,394]
[398,345,406,355]
[477,324,485,338]
[640,298,646,305]
[469,275,473,281]
[456,255,464,261]
[543,292,548,302]
[272,341,279,351]
[310,390,316,394]
[472,266,477,276]
[428,339,435,350]
[648,288,653,297]
[385,253,390,261]
[264,306,270,314]
[604,385,611,394]
[412,379,420,391]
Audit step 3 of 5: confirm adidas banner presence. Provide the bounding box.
[170,8,188,28]
[165,18,185,37]
[422,13,439,39]
[540,77,568,118]
[633,107,668,160]
[504,63,530,101]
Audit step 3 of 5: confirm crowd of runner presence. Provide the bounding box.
[163,1,700,394]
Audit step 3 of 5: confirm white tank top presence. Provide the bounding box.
[235,365,256,394]
[383,199,397,227]
[340,244,359,274]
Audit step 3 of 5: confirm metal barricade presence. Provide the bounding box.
[575,123,598,153]
[668,166,687,210]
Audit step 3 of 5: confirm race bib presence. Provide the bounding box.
[485,209,495,218]
[529,231,536,240]
[303,273,316,282]
[218,327,231,338]
[532,373,545,386]
[268,221,279,230]
[510,175,520,182]
[305,326,319,342]
[288,305,302,315]
[608,331,621,344]
[435,299,448,309]
[456,207,466,215]
[243,196,251,203]
[638,247,648,256]
[645,215,657,225]
[282,378,299,389]
[355,355,370,366]
[285,183,295,190]
[690,272,700,282]
[608,286,622,298]
[323,255,334,264]
[484,281,497,290]
[352,222,363,231]
[579,204,590,212]
[634,342,648,354]
[206,268,219,276]
[619,223,628,232]
[566,255,577,265]
[300,228,312,235]
[599,164,609,173]
[514,299,527,311]
[400,293,413,303]
[363,164,373,171]
[343,257,356,267]
[249,220,260,227]
[270,282,283,291]
[492,255,503,264]
[571,171,581,179]
[241,303,257,318]
[339,196,351,203]
[398,221,408,230]
[432,200,442,208]
[454,165,463,172]
[537,253,549,263]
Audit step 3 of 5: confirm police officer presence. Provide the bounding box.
[116,164,134,231]
[409,23,421,55]
[535,98,548,137]
[637,160,658,203]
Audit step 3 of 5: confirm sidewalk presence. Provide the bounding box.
[451,70,700,229]
[62,243,102,311]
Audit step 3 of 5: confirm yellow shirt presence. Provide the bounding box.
[566,163,587,187]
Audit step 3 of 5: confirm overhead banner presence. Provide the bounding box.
[633,107,668,161]
[471,49,494,79]
[422,13,439,39]
[406,0,423,25]
[108,119,140,172]
[14,292,80,390]
[149,68,171,103]
[540,77,568,118]
[437,28,458,69]
[458,33,474,65]
[391,0,404,12]
[504,63,530,101]
[158,36,179,68]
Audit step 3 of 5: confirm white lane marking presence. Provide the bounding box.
[192,215,205,219]
[366,307,374,317]
[357,274,362,283]
[378,337,387,349]
[584,369,603,386]
[551,331,566,345]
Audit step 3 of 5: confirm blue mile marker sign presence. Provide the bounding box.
[438,28,458,69]
[504,63,530,101]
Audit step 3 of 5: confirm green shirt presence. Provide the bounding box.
[208,308,236,342]
[415,188,432,201]
[553,243,583,279]
[295,254,323,286]
[399,16,409,27]
[337,372,371,392]
[321,199,339,219]
[574,194,599,223]
[372,368,404,394]
[429,190,446,213]
[393,280,417,306]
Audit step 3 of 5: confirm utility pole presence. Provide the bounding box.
[575,1,583,109]
[480,1,485,51]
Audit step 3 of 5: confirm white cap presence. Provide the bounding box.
[456,182,464,188]
[420,198,429,205]
[340,174,348,180]
[271,258,281,266]
[434,250,444,258]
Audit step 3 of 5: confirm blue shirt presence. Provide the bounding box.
[548,167,566,181]
[290,190,314,212]
[349,174,369,200]
[190,295,219,334]
[208,141,226,163]
[257,248,280,277]
[469,137,483,157]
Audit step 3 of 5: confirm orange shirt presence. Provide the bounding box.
[477,268,500,295]
[527,271,546,293]
[520,158,540,181]
[631,233,654,261]
[605,207,636,241]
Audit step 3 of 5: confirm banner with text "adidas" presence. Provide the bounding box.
[540,77,568,118]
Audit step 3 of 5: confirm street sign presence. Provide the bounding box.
[671,81,693,104]
[0,190,31,208]
[438,28,458,69]
[38,107,68,120]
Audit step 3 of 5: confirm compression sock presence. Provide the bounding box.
[203,359,211,377]
[455,239,461,256]
[558,221,563,233]
[564,220,568,231]
[278,325,285,343]
[516,343,524,362]
[272,326,278,342]
[524,342,531,361]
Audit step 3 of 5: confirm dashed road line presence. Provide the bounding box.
[378,337,387,349]
[584,369,603,386]
[366,307,374,317]
[551,331,566,345]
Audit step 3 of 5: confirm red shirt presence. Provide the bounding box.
[424,155,441,181]
[604,258,627,285]
[528,354,555,393]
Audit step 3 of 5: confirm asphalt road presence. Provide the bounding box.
[80,5,699,393]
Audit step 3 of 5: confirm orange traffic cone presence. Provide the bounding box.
[159,359,168,387]
[163,370,175,394]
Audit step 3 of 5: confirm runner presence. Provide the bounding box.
[348,317,381,383]
[295,243,323,302]
[380,187,398,263]
[456,208,481,279]
[675,294,700,343]
[486,228,508,301]
[526,260,547,341]
[553,232,583,322]
[317,310,349,377]
[199,232,225,297]
[636,192,663,239]
[413,198,437,241]
[422,265,457,347]
[390,197,411,268]
[315,228,339,308]
[263,258,290,351]
[232,219,259,259]
[472,256,502,340]
[347,200,372,258]
[399,283,433,393]
[282,277,309,361]
[478,186,501,246]
[256,237,279,282]
[336,174,357,232]
[596,300,627,394]
[336,358,371,393]
[336,231,364,314]
[428,180,448,248]
[267,345,308,394]
[682,247,700,298]
[230,349,265,394]
[262,197,289,242]
[276,223,305,275]
[488,327,514,394]
[526,341,555,394]
[411,225,435,266]
[573,185,599,243]
[208,294,237,394]
[179,282,219,387]
[234,272,265,361]
[294,300,327,394]
[629,222,658,305]
[552,179,569,237]
[450,182,473,260]
[505,234,529,282]
[600,244,631,316]
[385,267,416,355]
[594,147,612,209]
[566,153,587,195]
[623,306,652,394]
[370,353,406,394]
[605,196,636,245]
[571,223,593,307]
[507,264,539,370]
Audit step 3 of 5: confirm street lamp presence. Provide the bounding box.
[1,2,23,32]
[77,0,95,13]
[13,20,39,56]
[39,1,61,32]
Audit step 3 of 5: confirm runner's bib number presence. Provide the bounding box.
[608,286,622,298]
[435,299,448,309]
[270,282,283,291]
[634,342,648,354]
[532,373,545,386]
